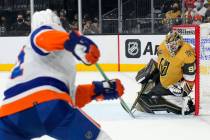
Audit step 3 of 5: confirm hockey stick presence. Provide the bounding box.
[130,82,149,112]
[95,63,135,118]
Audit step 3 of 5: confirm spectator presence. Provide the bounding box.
[59,10,71,32]
[70,14,78,31]
[194,0,207,16]
[184,3,196,24]
[73,13,78,22]
[193,14,203,24]
[162,2,181,31]
[83,13,90,21]
[205,2,210,22]
[0,16,8,36]
[10,14,30,36]
[91,17,99,33]
[83,19,94,34]
[82,16,100,34]
[165,2,181,20]
[25,10,31,26]
[161,0,175,14]
[82,14,90,27]
[53,10,58,16]
[185,0,196,7]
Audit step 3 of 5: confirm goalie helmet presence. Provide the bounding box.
[165,31,183,56]
[31,9,62,30]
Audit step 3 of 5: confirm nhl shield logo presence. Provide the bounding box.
[125,39,141,58]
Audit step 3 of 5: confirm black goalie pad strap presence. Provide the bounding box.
[136,59,158,84]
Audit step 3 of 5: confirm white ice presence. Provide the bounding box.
[0,72,210,140]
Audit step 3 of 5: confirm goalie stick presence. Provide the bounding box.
[95,63,135,118]
[130,82,150,112]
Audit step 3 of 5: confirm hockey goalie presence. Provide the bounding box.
[132,31,195,115]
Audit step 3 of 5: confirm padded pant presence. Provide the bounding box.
[0,100,100,140]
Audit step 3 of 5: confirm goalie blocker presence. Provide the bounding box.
[132,59,195,115]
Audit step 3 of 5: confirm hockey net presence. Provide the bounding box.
[173,24,210,116]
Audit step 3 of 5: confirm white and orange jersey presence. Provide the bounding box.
[0,24,78,117]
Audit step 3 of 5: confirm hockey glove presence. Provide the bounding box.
[182,81,193,97]
[92,79,124,100]
[168,81,192,97]
[181,96,195,115]
[64,31,100,65]
[184,98,195,115]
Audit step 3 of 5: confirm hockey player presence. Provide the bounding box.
[133,31,195,115]
[0,9,124,140]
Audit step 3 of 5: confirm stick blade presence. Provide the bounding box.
[120,100,135,118]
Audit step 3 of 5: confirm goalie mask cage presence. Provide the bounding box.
[173,24,210,116]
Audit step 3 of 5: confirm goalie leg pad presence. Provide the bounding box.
[136,94,182,114]
[136,94,155,113]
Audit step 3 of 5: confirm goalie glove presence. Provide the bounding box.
[168,81,192,97]
[136,59,158,84]
[64,31,100,65]
[92,79,124,100]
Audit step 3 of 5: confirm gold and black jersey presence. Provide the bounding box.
[157,41,195,88]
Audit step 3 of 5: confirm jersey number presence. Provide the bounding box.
[188,66,195,73]
[11,48,25,79]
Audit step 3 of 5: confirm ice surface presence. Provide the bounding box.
[0,72,210,140]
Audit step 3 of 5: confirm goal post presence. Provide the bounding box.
[173,24,210,116]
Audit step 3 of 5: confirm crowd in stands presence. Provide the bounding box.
[184,0,210,23]
[54,9,99,34]
[160,0,210,32]
[0,9,100,36]
[1,0,210,36]
[0,10,31,36]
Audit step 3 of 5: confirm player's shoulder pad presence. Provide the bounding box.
[157,41,166,55]
[159,41,167,49]
[30,25,54,56]
[182,42,195,63]
[182,42,195,57]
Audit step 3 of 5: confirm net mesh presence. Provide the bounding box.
[200,23,210,116]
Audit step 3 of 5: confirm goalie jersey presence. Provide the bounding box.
[157,41,196,88]
[0,24,76,117]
